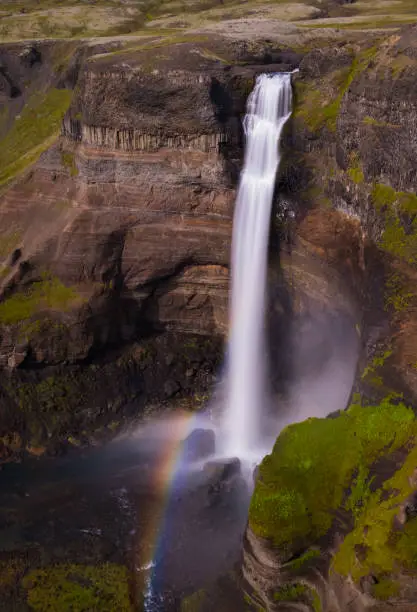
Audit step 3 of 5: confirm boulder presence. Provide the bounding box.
[203,457,241,483]
[203,457,247,507]
[182,428,216,462]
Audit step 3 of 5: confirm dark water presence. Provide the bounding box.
[0,418,250,611]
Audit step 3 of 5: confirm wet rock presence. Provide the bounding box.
[203,457,241,483]
[164,379,180,398]
[19,46,41,67]
[165,352,174,366]
[203,458,246,507]
[183,429,215,462]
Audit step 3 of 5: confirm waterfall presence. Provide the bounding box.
[222,73,294,459]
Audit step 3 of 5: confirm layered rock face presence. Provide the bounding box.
[0,39,245,455]
[0,36,306,457]
[244,24,417,612]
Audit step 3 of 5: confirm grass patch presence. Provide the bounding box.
[22,563,132,612]
[181,589,207,612]
[372,183,397,211]
[372,184,417,214]
[300,16,416,30]
[363,116,401,129]
[274,583,307,601]
[361,349,393,383]
[286,548,321,572]
[0,558,26,592]
[0,274,81,324]
[385,272,414,313]
[370,184,417,264]
[345,464,374,519]
[61,150,78,177]
[380,217,417,264]
[0,88,72,186]
[347,151,364,184]
[295,45,378,132]
[249,398,415,554]
[371,578,400,600]
[311,589,322,612]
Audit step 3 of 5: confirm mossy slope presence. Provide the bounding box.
[249,398,416,560]
[0,88,72,186]
[0,274,81,324]
[22,563,132,611]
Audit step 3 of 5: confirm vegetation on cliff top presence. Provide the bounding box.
[0,88,72,186]
[22,563,132,611]
[249,397,416,557]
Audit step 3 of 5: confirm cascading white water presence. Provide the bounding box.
[222,73,294,459]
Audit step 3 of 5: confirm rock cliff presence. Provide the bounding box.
[0,35,305,458]
[2,21,417,610]
[244,23,417,612]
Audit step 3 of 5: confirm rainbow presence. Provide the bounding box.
[135,409,206,610]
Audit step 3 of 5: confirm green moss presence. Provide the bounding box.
[249,399,415,553]
[0,88,72,186]
[286,548,321,572]
[22,563,132,611]
[311,589,322,612]
[0,106,9,135]
[348,167,364,184]
[347,152,364,184]
[199,47,233,64]
[180,589,207,612]
[385,272,414,312]
[371,183,397,210]
[371,578,400,600]
[296,46,378,133]
[345,464,374,518]
[0,558,26,592]
[95,34,209,62]
[369,184,417,263]
[398,191,417,214]
[333,444,417,580]
[243,591,266,612]
[14,372,81,415]
[372,184,417,215]
[361,349,392,382]
[61,150,78,177]
[274,583,307,601]
[300,19,413,31]
[394,514,417,567]
[380,217,417,264]
[67,435,81,446]
[0,274,81,324]
[363,116,401,129]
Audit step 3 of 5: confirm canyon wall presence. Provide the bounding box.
[244,23,417,612]
[0,36,308,458]
[3,27,417,610]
